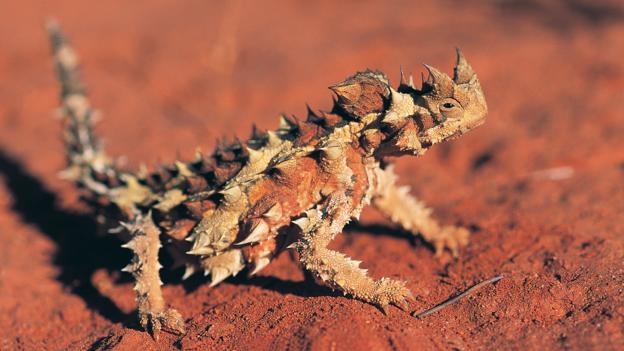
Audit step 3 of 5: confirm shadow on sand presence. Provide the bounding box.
[0,149,130,324]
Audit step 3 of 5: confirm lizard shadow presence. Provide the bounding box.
[346,222,432,250]
[0,149,131,324]
[180,273,340,299]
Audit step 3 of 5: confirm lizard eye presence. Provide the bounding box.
[439,98,463,119]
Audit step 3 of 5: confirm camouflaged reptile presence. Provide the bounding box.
[47,22,488,337]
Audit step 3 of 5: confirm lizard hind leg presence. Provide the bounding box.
[298,244,413,312]
[294,209,414,312]
[371,165,470,257]
[120,212,185,339]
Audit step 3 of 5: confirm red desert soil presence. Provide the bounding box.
[0,1,623,350]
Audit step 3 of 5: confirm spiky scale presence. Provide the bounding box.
[249,257,271,276]
[292,217,309,230]
[306,104,324,124]
[187,246,214,256]
[174,161,193,177]
[271,158,297,173]
[423,64,454,97]
[246,147,263,163]
[182,265,196,280]
[121,240,136,250]
[235,218,269,245]
[220,186,242,203]
[319,140,344,160]
[267,131,281,146]
[262,203,282,221]
[209,268,230,287]
[278,114,298,132]
[454,48,475,84]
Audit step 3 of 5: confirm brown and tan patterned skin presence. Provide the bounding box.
[47,22,487,338]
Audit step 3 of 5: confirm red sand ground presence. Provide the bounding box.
[0,1,623,350]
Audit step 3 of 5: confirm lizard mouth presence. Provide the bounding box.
[418,114,486,145]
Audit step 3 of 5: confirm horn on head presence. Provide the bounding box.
[422,64,454,96]
[453,48,476,84]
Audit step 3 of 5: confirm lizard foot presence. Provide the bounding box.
[372,278,414,313]
[140,308,186,340]
[430,225,470,257]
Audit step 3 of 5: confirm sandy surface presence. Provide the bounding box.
[0,1,623,350]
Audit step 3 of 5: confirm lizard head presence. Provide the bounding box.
[374,49,487,156]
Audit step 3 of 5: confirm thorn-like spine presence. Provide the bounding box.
[175,161,193,177]
[250,257,271,276]
[193,148,203,162]
[121,240,136,250]
[108,225,124,234]
[262,203,282,221]
[210,268,229,287]
[235,218,269,245]
[279,114,298,131]
[220,186,243,203]
[182,265,195,280]
[423,64,454,96]
[306,104,324,124]
[400,65,408,86]
[120,221,133,231]
[453,48,476,84]
[391,88,403,105]
[271,158,297,173]
[319,140,343,160]
[267,131,281,146]
[246,147,263,163]
[292,217,309,230]
[187,246,214,256]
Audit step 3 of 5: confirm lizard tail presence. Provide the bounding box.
[47,20,117,195]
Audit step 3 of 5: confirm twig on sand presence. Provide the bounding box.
[413,275,503,319]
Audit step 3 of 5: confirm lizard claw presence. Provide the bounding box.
[372,278,414,313]
[140,308,186,340]
[432,225,470,257]
[391,296,412,312]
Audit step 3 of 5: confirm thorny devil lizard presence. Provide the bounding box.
[47,22,488,338]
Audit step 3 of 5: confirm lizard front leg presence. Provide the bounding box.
[121,212,185,338]
[371,164,470,257]
[293,195,413,312]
